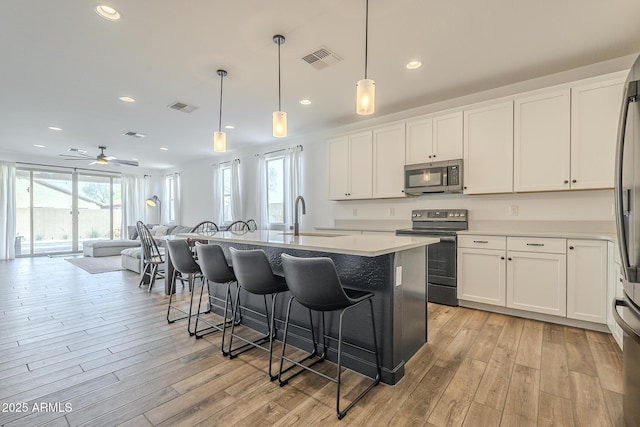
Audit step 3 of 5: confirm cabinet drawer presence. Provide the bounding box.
[507,237,566,254]
[458,235,506,250]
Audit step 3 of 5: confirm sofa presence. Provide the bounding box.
[120,224,192,274]
[82,239,140,257]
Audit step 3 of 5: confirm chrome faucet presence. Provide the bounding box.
[294,195,306,237]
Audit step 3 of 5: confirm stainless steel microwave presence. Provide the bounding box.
[404,159,463,195]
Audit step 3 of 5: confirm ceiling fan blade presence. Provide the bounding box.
[110,159,139,167]
[59,154,91,159]
[88,161,98,165]
[104,156,117,160]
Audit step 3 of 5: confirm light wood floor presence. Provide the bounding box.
[0,256,623,426]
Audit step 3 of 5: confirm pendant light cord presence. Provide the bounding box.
[278,40,282,111]
[218,73,224,132]
[364,0,369,79]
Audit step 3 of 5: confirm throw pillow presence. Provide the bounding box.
[151,225,169,237]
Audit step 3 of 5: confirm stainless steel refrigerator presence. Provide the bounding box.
[614,54,640,426]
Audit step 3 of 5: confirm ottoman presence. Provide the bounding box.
[82,239,140,257]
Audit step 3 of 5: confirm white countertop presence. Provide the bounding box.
[176,230,439,257]
[457,229,617,241]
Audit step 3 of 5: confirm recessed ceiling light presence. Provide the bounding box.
[48,126,62,131]
[406,61,422,70]
[34,144,46,148]
[119,96,135,103]
[224,125,235,130]
[160,147,168,151]
[299,99,312,105]
[95,5,121,21]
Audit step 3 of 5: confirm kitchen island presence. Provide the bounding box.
[178,230,439,385]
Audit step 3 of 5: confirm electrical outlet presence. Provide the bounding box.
[389,207,395,217]
[509,205,519,216]
[352,208,358,217]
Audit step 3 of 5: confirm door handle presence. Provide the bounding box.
[612,298,640,345]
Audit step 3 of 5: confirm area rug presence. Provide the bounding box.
[66,255,125,274]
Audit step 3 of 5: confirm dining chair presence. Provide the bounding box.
[224,220,250,232]
[190,221,219,235]
[136,221,165,292]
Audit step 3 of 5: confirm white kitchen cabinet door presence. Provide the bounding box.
[405,116,433,164]
[463,101,514,194]
[567,239,607,323]
[514,89,570,192]
[432,111,463,161]
[373,124,406,198]
[506,251,567,316]
[458,248,506,306]
[327,136,350,199]
[570,78,625,190]
[347,131,373,199]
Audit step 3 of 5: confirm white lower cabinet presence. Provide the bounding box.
[566,239,607,323]
[506,249,567,317]
[458,235,610,325]
[457,235,507,306]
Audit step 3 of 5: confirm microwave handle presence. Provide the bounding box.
[443,166,448,184]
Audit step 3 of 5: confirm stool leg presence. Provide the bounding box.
[267,292,279,381]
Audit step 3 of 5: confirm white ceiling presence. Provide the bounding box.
[1,0,640,170]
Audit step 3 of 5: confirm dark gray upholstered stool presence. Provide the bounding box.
[279,253,381,420]
[165,239,204,335]
[228,247,289,380]
[194,243,237,354]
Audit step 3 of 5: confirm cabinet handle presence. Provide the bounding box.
[428,155,432,158]
[508,257,512,261]
[564,180,569,184]
[473,240,489,243]
[572,179,577,183]
[526,243,544,247]
[464,186,468,190]
[500,256,505,260]
[569,246,574,250]
[433,155,436,158]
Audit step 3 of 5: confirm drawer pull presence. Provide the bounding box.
[473,240,489,243]
[526,243,545,247]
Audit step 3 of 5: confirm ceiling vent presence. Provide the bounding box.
[123,131,146,138]
[301,46,343,70]
[68,148,87,154]
[168,102,199,113]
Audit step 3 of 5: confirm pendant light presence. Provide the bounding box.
[272,34,287,138]
[356,0,375,115]
[213,69,228,152]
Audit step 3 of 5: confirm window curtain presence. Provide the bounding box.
[230,159,242,221]
[211,164,222,224]
[283,146,303,231]
[163,173,181,225]
[121,174,143,240]
[256,154,269,229]
[0,161,16,260]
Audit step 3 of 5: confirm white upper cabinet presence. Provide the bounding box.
[327,131,372,200]
[463,101,514,194]
[373,123,406,198]
[514,88,571,192]
[570,77,625,189]
[405,111,463,164]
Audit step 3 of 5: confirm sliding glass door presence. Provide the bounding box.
[15,167,121,256]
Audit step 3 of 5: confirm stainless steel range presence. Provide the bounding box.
[396,209,468,306]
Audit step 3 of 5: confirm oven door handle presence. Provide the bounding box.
[439,236,456,242]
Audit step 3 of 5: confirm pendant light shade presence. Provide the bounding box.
[356,78,375,115]
[213,69,228,152]
[273,34,287,138]
[356,0,375,115]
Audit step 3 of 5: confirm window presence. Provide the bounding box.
[221,165,232,223]
[266,156,285,225]
[165,174,176,223]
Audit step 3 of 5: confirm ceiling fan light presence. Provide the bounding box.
[213,131,226,152]
[272,111,287,138]
[356,78,375,115]
[96,158,108,165]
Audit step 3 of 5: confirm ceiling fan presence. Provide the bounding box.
[59,146,139,167]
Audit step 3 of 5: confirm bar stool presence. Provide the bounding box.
[193,243,237,354]
[165,240,204,335]
[279,253,381,420]
[227,248,288,379]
